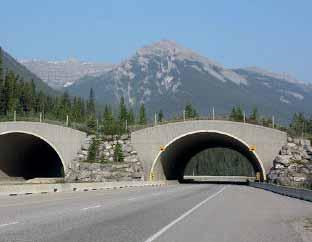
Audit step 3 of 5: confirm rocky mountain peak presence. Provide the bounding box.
[136,40,221,67]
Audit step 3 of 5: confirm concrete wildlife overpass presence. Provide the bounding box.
[0,120,287,183]
[0,122,86,181]
[131,120,287,181]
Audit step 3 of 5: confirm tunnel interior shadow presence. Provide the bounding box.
[0,132,64,180]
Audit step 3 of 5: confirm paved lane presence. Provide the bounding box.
[0,184,311,242]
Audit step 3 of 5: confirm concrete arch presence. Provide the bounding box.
[0,130,65,180]
[0,122,87,178]
[150,130,266,181]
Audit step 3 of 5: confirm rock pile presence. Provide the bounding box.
[66,135,144,182]
[268,137,312,188]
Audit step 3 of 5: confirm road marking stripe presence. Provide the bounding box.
[0,222,19,228]
[144,186,227,242]
[81,205,101,210]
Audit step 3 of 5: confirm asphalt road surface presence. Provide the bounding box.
[0,184,311,242]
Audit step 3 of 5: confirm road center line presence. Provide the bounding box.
[81,205,101,210]
[144,186,227,242]
[0,221,19,228]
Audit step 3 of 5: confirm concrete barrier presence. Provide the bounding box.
[249,182,312,202]
[0,181,169,196]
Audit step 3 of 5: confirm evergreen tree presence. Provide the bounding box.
[19,80,33,113]
[127,108,135,125]
[230,105,244,122]
[139,103,147,125]
[249,107,259,123]
[102,105,116,135]
[72,96,81,122]
[87,88,95,117]
[290,113,305,136]
[0,49,5,115]
[87,136,100,162]
[118,96,128,123]
[60,91,71,118]
[118,96,128,133]
[0,47,3,82]
[185,103,198,119]
[113,143,124,162]
[35,91,46,113]
[86,116,97,132]
[158,110,164,123]
[5,71,18,113]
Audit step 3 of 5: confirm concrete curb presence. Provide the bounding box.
[0,181,168,196]
[249,182,312,202]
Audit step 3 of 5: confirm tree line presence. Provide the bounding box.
[289,112,312,138]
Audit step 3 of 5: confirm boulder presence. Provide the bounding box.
[120,134,129,140]
[123,144,133,153]
[293,176,306,182]
[112,164,129,169]
[274,155,291,165]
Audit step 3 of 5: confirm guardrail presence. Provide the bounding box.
[249,182,312,202]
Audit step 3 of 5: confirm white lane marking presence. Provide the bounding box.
[0,221,19,228]
[144,186,227,242]
[81,205,101,211]
[128,197,138,201]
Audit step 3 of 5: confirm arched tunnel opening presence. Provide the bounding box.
[0,132,64,180]
[154,131,264,182]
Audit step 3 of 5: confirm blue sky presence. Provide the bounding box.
[1,0,311,82]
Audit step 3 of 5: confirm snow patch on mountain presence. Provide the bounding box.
[285,91,304,100]
[280,96,291,104]
[243,66,305,85]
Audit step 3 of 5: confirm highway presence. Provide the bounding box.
[0,184,311,242]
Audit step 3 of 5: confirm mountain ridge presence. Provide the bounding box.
[66,40,312,122]
[20,58,114,89]
[1,48,57,95]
